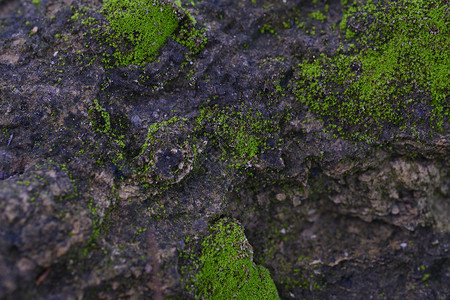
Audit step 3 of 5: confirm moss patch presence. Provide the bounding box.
[295,0,449,141]
[185,218,280,299]
[101,0,180,66]
[70,0,207,67]
[88,98,127,158]
[195,105,278,168]
[308,11,326,22]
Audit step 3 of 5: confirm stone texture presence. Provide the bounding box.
[0,0,448,299]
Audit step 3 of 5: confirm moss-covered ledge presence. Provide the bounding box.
[181,218,280,299]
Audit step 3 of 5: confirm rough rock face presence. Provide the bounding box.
[0,0,449,299]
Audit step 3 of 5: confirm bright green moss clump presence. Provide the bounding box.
[295,0,449,141]
[71,0,207,67]
[193,219,280,299]
[101,0,179,66]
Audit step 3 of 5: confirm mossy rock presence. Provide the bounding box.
[294,0,449,141]
[186,218,280,299]
[97,0,206,67]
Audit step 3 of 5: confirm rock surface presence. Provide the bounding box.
[0,0,449,299]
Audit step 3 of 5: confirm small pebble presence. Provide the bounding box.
[391,205,400,215]
[275,193,286,201]
[145,264,152,273]
[400,242,407,248]
[307,209,316,215]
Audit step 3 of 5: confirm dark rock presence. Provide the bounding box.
[0,0,448,299]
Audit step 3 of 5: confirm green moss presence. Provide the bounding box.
[260,24,277,35]
[175,24,208,54]
[196,106,276,168]
[72,0,207,67]
[192,218,280,299]
[295,0,449,141]
[71,12,80,22]
[89,98,111,134]
[89,98,126,148]
[139,116,185,156]
[101,0,179,66]
[309,11,326,22]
